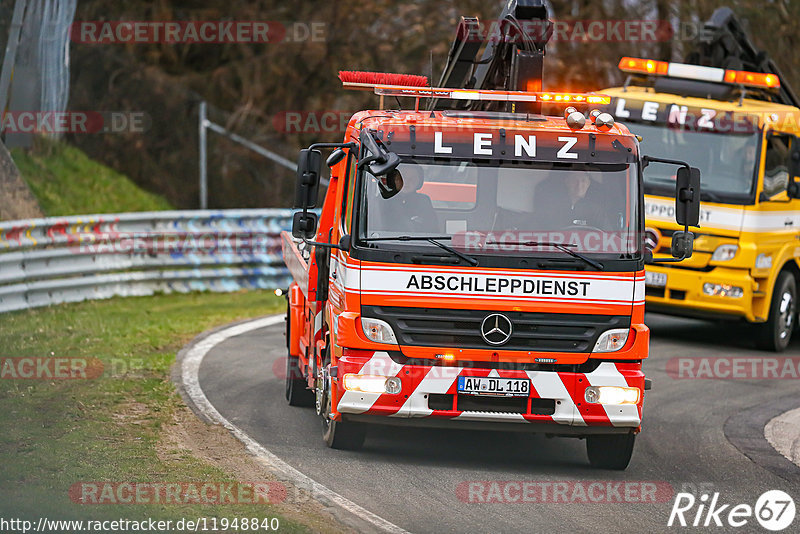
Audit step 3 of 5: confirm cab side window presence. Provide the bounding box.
[763,135,791,197]
[341,153,357,233]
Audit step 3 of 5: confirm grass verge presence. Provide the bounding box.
[11,137,172,216]
[0,290,308,531]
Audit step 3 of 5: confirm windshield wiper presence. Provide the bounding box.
[486,241,604,270]
[361,235,479,266]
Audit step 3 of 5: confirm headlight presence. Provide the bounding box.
[711,244,738,262]
[343,374,402,394]
[361,317,397,344]
[593,328,629,352]
[585,386,640,405]
[703,283,743,298]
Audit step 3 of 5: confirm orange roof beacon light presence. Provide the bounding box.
[723,70,780,89]
[338,72,611,108]
[618,56,781,90]
[371,85,611,105]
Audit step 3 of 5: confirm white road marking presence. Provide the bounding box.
[179,315,411,534]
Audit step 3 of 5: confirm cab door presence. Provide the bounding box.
[751,131,800,320]
[328,149,358,331]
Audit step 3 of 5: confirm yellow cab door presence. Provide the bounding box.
[749,130,800,325]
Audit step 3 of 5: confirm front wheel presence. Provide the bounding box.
[320,374,366,450]
[755,271,797,352]
[586,433,635,470]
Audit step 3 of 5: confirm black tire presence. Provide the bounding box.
[586,433,635,470]
[284,305,314,407]
[755,271,797,352]
[285,356,315,406]
[320,377,366,450]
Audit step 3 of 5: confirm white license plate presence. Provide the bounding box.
[457,376,530,397]
[645,271,667,288]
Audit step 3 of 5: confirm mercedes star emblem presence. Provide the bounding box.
[480,313,513,346]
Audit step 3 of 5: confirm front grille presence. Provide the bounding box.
[427,394,555,415]
[363,305,630,352]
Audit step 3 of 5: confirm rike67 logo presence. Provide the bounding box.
[669,490,795,531]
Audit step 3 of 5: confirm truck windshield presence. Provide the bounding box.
[356,158,639,257]
[632,123,760,203]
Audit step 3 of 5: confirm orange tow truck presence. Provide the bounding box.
[280,0,700,469]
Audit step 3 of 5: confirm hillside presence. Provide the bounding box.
[11,138,172,216]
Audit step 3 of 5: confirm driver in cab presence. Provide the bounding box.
[534,173,609,229]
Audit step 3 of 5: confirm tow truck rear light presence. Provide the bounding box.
[619,57,781,90]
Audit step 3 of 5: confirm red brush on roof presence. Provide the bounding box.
[338,71,429,90]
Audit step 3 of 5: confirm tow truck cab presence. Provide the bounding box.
[600,9,800,352]
[282,94,700,469]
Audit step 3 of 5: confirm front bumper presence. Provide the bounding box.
[333,351,644,431]
[645,265,756,321]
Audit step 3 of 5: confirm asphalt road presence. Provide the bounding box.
[197,314,800,533]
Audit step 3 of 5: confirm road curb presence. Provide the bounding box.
[765,406,800,468]
[173,315,411,534]
[724,395,800,486]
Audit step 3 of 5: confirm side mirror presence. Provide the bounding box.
[671,231,694,259]
[326,148,346,167]
[675,166,701,227]
[292,211,318,239]
[294,149,322,209]
[358,129,401,176]
[370,152,401,176]
[377,168,403,199]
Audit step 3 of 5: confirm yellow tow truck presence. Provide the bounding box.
[601,7,800,351]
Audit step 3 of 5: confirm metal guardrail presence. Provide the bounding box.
[0,209,295,313]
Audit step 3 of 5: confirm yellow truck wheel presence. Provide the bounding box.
[756,271,797,352]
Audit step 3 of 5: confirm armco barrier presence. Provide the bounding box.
[0,209,296,313]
